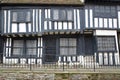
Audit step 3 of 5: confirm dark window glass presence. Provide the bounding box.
[12,39,37,57]
[26,40,37,56]
[96,36,116,52]
[13,40,24,56]
[12,10,31,22]
[53,9,73,21]
[84,35,94,55]
[94,6,116,18]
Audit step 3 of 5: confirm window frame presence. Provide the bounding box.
[11,38,38,58]
[52,8,74,21]
[11,9,32,33]
[11,9,32,23]
[96,36,117,52]
[60,38,77,56]
[94,5,117,18]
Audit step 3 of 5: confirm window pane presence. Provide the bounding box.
[100,6,104,13]
[95,6,99,13]
[53,10,59,20]
[26,40,36,47]
[12,10,31,22]
[27,48,36,55]
[69,38,76,46]
[97,36,116,51]
[60,48,68,55]
[13,40,23,56]
[105,6,110,13]
[67,10,72,20]
[60,10,66,20]
[13,48,23,56]
[60,38,68,46]
[18,12,25,22]
[69,48,76,55]
[60,38,76,56]
[13,40,24,47]
[12,12,17,22]
[26,12,31,22]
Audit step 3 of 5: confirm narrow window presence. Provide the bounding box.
[94,6,116,18]
[53,9,59,20]
[12,40,24,56]
[26,40,37,56]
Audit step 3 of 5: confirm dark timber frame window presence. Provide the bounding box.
[52,9,73,30]
[12,39,37,57]
[52,9,73,21]
[60,38,76,55]
[96,36,116,52]
[12,10,31,23]
[11,9,32,33]
[94,6,116,18]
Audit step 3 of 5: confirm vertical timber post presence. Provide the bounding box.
[30,55,32,71]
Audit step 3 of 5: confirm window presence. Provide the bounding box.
[94,6,116,18]
[12,10,31,22]
[12,39,37,57]
[12,40,24,56]
[96,36,116,52]
[11,10,32,33]
[26,40,37,56]
[52,9,73,30]
[53,9,73,21]
[60,38,76,55]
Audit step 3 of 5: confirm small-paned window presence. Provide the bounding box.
[12,40,24,56]
[12,39,37,57]
[96,36,116,52]
[11,10,32,33]
[26,40,37,56]
[53,9,73,21]
[12,10,31,22]
[60,38,76,55]
[94,6,116,18]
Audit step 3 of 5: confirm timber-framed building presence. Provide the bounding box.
[0,0,120,66]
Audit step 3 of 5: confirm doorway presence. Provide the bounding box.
[43,36,57,63]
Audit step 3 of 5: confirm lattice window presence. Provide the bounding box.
[53,9,73,21]
[60,38,76,55]
[97,36,116,52]
[12,39,37,57]
[12,10,31,22]
[94,6,116,18]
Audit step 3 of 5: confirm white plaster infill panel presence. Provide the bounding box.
[94,30,117,36]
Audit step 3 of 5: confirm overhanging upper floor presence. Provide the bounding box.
[1,2,120,37]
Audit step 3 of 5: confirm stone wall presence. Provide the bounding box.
[0,72,54,80]
[0,72,120,80]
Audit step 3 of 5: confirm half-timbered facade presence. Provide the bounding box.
[0,0,120,66]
